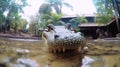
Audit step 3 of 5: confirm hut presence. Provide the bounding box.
[61,16,120,39]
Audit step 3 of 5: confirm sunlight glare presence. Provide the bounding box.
[22,0,96,21]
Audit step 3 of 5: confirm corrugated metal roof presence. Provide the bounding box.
[79,23,105,27]
[61,14,96,18]
[79,19,116,27]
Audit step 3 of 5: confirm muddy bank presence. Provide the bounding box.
[0,34,41,40]
[0,38,42,67]
[85,39,120,55]
[0,38,120,67]
[0,38,83,67]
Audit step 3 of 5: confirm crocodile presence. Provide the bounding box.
[42,23,86,53]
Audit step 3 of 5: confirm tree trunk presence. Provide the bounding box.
[113,0,120,33]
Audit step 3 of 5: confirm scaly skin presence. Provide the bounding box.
[42,24,86,53]
[42,32,86,53]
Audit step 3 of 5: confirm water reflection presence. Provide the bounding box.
[38,52,120,67]
[46,52,84,67]
[86,55,120,67]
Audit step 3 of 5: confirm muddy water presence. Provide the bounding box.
[0,38,120,67]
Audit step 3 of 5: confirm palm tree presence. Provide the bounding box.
[0,0,28,33]
[10,14,27,35]
[45,0,73,14]
[39,3,52,15]
[39,6,64,26]
[69,15,88,25]
[46,12,63,25]
[69,15,88,32]
[93,0,120,33]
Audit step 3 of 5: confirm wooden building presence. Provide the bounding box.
[61,16,120,39]
[79,19,120,39]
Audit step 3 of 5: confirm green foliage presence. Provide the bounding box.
[93,0,115,24]
[0,0,28,33]
[39,3,52,15]
[0,0,9,23]
[47,12,62,24]
[10,14,27,33]
[0,0,28,20]
[0,13,5,24]
[7,0,28,20]
[69,15,88,24]
[95,13,113,25]
[38,12,62,28]
[29,12,63,36]
[44,0,73,14]
[38,2,63,25]
[33,0,73,36]
[29,14,45,36]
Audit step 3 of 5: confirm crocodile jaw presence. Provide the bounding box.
[42,26,85,53]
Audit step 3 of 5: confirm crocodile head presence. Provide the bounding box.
[42,24,85,53]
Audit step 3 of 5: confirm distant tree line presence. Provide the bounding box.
[0,0,28,35]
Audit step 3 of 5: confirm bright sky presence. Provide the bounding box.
[22,0,96,20]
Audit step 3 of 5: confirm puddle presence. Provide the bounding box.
[83,55,120,67]
[1,57,39,67]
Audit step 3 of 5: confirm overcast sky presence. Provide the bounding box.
[22,0,96,20]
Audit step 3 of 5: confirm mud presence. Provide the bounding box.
[0,38,120,67]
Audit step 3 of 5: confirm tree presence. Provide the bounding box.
[29,14,46,36]
[38,3,52,28]
[45,0,73,14]
[112,0,120,17]
[69,15,88,31]
[0,0,9,21]
[69,15,88,24]
[112,0,120,33]
[10,14,27,35]
[93,0,114,24]
[39,3,52,15]
[0,0,28,33]
[36,0,72,36]
[93,0,115,38]
[0,0,10,32]
[38,3,62,25]
[46,12,63,25]
[29,12,64,36]
[39,2,64,26]
[93,0,120,33]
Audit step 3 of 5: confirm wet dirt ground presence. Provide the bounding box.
[0,38,120,67]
